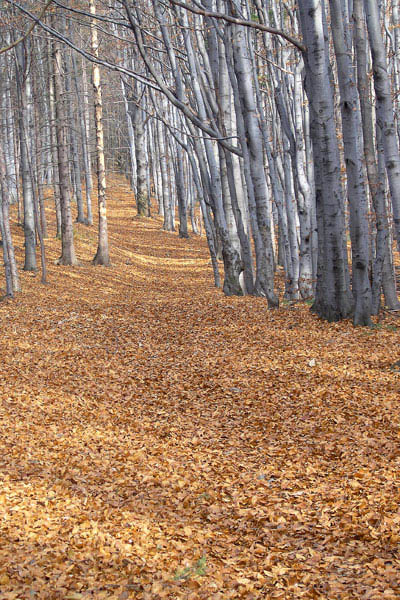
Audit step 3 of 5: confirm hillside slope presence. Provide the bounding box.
[0,179,399,599]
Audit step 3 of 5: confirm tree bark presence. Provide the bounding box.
[81,56,93,225]
[364,0,400,250]
[15,41,36,272]
[330,0,372,325]
[47,34,62,238]
[353,0,400,311]
[175,144,189,238]
[52,30,78,266]
[0,142,20,293]
[90,0,110,266]
[298,0,353,321]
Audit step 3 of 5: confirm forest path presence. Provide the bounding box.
[0,178,399,599]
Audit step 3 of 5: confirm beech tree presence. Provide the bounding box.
[52,16,78,266]
[90,0,110,266]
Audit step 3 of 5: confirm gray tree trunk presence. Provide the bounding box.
[71,51,92,225]
[32,83,48,239]
[121,76,137,194]
[158,119,174,231]
[228,21,278,306]
[353,0,400,311]
[132,102,148,217]
[0,199,13,297]
[293,63,314,298]
[330,0,372,325]
[81,57,93,225]
[213,30,254,292]
[187,142,221,287]
[47,34,62,238]
[52,33,78,266]
[64,39,85,224]
[364,0,400,249]
[15,41,36,271]
[90,0,110,266]
[0,141,20,293]
[298,0,353,321]
[178,8,243,294]
[377,124,400,309]
[2,82,17,205]
[175,143,189,238]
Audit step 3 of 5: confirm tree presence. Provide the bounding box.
[298,0,354,321]
[90,0,110,266]
[52,19,78,266]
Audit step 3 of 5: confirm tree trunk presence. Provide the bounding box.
[90,0,110,266]
[330,0,372,325]
[15,41,36,272]
[52,32,78,266]
[298,0,353,321]
[81,57,93,225]
[353,0,400,311]
[158,119,174,231]
[133,107,148,217]
[0,199,13,297]
[47,34,62,238]
[227,21,278,305]
[64,31,85,224]
[0,142,20,293]
[364,0,400,250]
[175,144,189,238]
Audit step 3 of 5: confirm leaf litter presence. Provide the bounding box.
[0,178,399,599]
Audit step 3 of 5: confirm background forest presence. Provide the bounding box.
[1,0,400,324]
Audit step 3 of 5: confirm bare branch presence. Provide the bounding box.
[166,0,306,53]
[0,0,53,54]
[3,0,162,91]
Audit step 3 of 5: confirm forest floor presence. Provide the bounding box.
[0,178,399,600]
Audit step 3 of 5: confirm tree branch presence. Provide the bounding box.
[0,0,53,55]
[166,0,306,53]
[122,0,243,156]
[3,0,162,91]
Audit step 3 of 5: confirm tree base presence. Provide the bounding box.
[56,256,80,266]
[92,252,111,267]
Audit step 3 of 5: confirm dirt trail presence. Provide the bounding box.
[0,179,399,599]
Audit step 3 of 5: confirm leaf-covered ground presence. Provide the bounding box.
[0,179,399,600]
